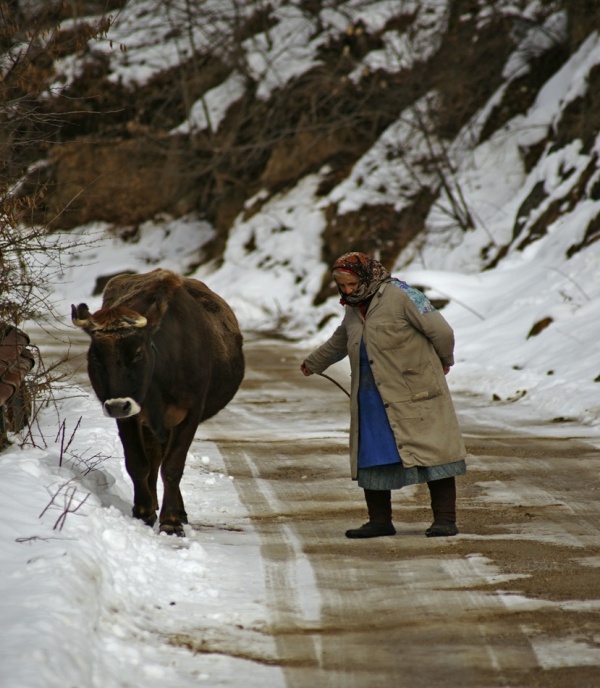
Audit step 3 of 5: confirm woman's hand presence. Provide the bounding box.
[300,362,313,376]
[443,365,451,375]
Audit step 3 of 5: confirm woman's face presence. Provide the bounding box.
[334,271,361,295]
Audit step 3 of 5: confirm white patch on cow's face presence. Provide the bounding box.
[103,397,142,419]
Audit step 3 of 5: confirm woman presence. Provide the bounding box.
[300,252,466,539]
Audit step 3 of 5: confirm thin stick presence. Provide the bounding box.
[317,372,351,398]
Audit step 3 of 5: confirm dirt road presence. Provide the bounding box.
[200,337,600,688]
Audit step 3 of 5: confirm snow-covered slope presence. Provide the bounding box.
[13,0,600,426]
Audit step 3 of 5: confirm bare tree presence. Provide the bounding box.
[0,2,115,443]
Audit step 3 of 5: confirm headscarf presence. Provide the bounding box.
[331,252,391,306]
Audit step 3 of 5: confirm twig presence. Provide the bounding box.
[418,285,485,321]
[39,480,91,531]
[55,416,82,466]
[549,267,590,301]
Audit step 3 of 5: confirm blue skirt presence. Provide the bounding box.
[357,459,467,490]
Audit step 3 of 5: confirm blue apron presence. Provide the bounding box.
[357,339,402,468]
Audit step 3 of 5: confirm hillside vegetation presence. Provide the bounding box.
[3,1,599,301]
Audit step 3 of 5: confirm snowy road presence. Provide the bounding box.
[5,334,599,688]
[194,338,600,687]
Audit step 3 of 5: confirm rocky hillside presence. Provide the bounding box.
[3,1,599,301]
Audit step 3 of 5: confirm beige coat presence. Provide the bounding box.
[304,280,467,478]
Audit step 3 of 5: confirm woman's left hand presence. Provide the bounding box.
[443,366,451,375]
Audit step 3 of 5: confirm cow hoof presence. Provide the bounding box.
[160,523,185,537]
[133,509,157,527]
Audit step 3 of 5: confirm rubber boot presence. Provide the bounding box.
[426,477,458,537]
[345,489,396,539]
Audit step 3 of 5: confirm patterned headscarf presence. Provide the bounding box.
[331,252,391,306]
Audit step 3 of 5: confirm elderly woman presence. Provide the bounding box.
[301,252,467,538]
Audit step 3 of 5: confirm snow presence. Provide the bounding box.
[172,72,246,136]
[3,0,600,684]
[502,10,567,80]
[1,389,281,688]
[328,93,440,214]
[243,5,325,101]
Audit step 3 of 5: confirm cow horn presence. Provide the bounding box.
[71,303,96,330]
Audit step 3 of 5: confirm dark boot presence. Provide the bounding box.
[426,477,458,537]
[345,489,396,539]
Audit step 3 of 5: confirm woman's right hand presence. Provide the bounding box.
[300,362,313,376]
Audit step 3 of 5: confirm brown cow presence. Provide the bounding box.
[72,269,244,536]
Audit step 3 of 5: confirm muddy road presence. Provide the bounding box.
[61,332,600,687]
[197,337,600,688]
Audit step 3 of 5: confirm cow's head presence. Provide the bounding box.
[71,302,158,419]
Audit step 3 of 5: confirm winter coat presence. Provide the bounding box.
[304,279,467,478]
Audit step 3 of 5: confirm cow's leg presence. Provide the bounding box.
[177,487,188,525]
[158,411,199,536]
[117,418,157,527]
[141,424,166,512]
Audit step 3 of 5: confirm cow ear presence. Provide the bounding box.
[143,301,164,332]
[121,313,148,328]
